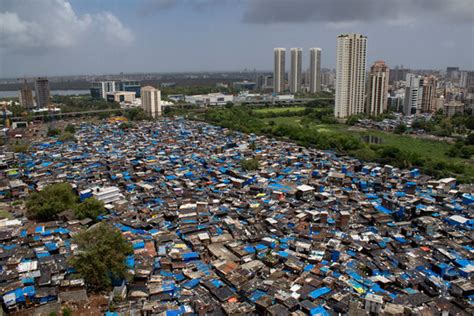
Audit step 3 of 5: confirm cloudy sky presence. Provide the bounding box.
[1,0,473,77]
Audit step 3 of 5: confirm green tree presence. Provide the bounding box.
[124,108,149,121]
[346,114,364,126]
[75,198,105,221]
[241,158,259,171]
[394,123,407,134]
[47,128,61,137]
[70,223,133,291]
[466,117,474,130]
[119,122,133,130]
[64,124,76,134]
[467,133,474,145]
[26,183,78,220]
[59,132,76,142]
[62,307,72,316]
[459,146,473,159]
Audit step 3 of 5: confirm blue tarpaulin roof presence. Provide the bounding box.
[310,305,330,316]
[309,287,331,299]
[375,205,392,214]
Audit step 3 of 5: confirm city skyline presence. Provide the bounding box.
[1,0,473,78]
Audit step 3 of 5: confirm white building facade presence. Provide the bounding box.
[309,48,322,94]
[273,48,286,93]
[335,34,368,118]
[185,93,233,106]
[289,48,302,93]
[140,86,162,118]
[404,74,423,115]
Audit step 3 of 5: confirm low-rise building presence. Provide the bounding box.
[106,91,136,103]
[185,93,233,106]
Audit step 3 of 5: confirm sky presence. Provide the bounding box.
[0,0,473,78]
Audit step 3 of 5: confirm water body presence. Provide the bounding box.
[0,90,90,98]
[361,135,383,144]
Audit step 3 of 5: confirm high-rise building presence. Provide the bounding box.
[464,71,474,105]
[321,70,336,88]
[91,80,141,99]
[459,71,468,88]
[367,61,390,116]
[289,48,302,93]
[404,73,423,115]
[35,77,50,109]
[309,48,322,94]
[446,67,460,80]
[18,80,34,109]
[90,81,116,100]
[120,80,141,97]
[273,48,286,93]
[335,34,368,118]
[421,75,437,112]
[140,86,162,118]
[389,65,410,84]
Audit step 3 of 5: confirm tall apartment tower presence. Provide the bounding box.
[309,48,322,94]
[140,86,162,118]
[273,48,286,93]
[459,71,469,89]
[421,76,438,112]
[465,71,474,105]
[404,73,423,115]
[19,80,34,109]
[335,34,368,118]
[367,61,390,116]
[289,48,302,93]
[35,77,50,109]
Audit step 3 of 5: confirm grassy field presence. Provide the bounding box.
[263,115,474,180]
[180,105,473,181]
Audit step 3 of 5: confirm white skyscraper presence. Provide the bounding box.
[335,34,368,118]
[404,73,423,115]
[289,48,302,93]
[140,86,162,118]
[309,48,322,94]
[273,48,286,93]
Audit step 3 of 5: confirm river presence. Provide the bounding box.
[0,90,90,98]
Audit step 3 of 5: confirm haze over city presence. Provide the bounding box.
[1,0,473,77]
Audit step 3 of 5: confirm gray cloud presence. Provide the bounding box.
[137,0,228,16]
[242,0,474,24]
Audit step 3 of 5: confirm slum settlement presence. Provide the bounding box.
[0,118,473,315]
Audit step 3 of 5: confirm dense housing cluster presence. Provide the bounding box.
[0,119,473,315]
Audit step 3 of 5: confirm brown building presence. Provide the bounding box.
[421,75,437,112]
[367,61,390,116]
[19,80,34,109]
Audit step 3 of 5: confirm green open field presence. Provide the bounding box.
[263,115,474,180]
[179,104,473,181]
